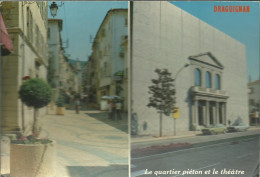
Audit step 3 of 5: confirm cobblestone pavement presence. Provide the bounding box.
[1,107,129,177]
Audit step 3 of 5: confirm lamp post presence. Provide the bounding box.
[173,63,189,136]
[175,63,189,80]
[49,2,59,18]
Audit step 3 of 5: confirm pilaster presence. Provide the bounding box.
[216,102,219,124]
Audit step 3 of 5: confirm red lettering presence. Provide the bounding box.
[239,6,242,12]
[224,6,228,12]
[218,6,221,12]
[229,6,232,12]
[214,6,217,12]
[244,6,250,12]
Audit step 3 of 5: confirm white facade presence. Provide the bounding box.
[131,2,248,136]
[47,19,63,100]
[90,9,128,104]
[248,80,260,124]
[1,2,48,134]
[248,80,260,106]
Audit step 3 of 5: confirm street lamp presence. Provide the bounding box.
[174,63,189,80]
[173,63,189,136]
[49,2,58,18]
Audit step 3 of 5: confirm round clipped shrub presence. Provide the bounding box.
[19,78,52,109]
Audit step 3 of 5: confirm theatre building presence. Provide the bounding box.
[131,2,249,136]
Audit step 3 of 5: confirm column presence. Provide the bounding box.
[206,100,210,126]
[223,103,226,125]
[202,104,206,125]
[216,102,219,124]
[212,105,216,124]
[193,99,198,129]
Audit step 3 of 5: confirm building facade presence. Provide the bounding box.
[121,36,128,111]
[131,2,248,136]
[1,1,48,134]
[48,18,81,103]
[47,18,63,101]
[248,80,260,125]
[85,54,98,103]
[86,9,128,109]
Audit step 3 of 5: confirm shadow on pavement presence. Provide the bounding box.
[67,165,128,177]
[86,112,128,133]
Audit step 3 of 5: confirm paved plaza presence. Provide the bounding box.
[1,107,129,177]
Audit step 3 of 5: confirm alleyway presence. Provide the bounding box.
[42,107,129,177]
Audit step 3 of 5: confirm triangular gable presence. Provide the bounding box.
[189,52,224,69]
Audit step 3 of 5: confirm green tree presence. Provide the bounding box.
[19,78,52,136]
[147,69,176,137]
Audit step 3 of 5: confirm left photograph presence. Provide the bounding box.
[0,1,129,177]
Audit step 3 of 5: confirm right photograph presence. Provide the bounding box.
[130,1,259,177]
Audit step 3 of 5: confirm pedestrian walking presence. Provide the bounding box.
[116,100,122,120]
[108,101,113,120]
[111,100,116,120]
[75,98,80,114]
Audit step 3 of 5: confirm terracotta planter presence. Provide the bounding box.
[10,141,56,177]
[56,107,65,115]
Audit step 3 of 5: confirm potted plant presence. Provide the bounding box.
[10,78,56,177]
[64,93,71,109]
[56,93,65,115]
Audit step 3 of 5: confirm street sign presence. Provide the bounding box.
[173,107,179,119]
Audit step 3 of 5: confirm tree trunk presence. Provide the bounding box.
[159,112,162,137]
[32,108,41,137]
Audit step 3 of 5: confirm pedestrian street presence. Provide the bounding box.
[40,108,129,177]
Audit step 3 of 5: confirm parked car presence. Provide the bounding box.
[227,123,249,132]
[201,124,227,135]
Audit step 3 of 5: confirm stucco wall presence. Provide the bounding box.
[132,1,248,136]
[94,10,128,103]
[1,1,48,134]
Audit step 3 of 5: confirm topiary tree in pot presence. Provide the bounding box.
[11,78,56,177]
[56,93,65,115]
[19,78,52,136]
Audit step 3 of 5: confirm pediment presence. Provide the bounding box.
[189,52,224,69]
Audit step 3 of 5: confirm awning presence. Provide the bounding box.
[0,12,13,56]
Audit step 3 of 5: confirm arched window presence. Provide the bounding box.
[206,71,211,88]
[215,74,221,90]
[195,68,201,86]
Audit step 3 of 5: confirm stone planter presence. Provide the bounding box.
[56,107,65,115]
[10,141,56,177]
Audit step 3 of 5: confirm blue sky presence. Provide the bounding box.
[171,1,259,81]
[48,1,128,61]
